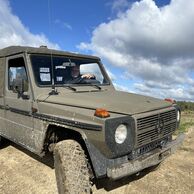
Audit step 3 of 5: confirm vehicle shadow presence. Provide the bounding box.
[0,138,10,149]
[94,165,159,192]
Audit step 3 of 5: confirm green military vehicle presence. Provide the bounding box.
[0,46,184,194]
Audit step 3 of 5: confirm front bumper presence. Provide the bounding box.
[107,133,185,180]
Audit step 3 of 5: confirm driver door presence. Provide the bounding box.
[4,55,35,149]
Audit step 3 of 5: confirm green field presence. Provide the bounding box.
[177,111,194,133]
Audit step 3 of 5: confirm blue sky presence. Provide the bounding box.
[1,0,194,101]
[9,0,111,51]
[9,0,170,51]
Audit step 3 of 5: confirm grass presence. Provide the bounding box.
[176,111,194,134]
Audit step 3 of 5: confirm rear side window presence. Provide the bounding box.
[8,57,28,91]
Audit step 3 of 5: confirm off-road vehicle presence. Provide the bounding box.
[0,46,184,194]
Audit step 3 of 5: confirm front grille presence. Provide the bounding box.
[136,109,177,147]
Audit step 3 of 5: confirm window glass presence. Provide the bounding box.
[31,55,109,86]
[8,57,28,91]
[80,63,104,83]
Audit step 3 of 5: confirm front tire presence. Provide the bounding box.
[54,140,92,194]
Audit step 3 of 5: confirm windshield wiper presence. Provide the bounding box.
[63,84,101,92]
[88,84,102,90]
[63,85,77,91]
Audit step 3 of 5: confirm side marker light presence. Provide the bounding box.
[94,108,110,118]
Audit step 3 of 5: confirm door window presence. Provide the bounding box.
[8,57,28,91]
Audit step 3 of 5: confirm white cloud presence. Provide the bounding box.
[111,0,131,13]
[134,82,193,101]
[106,69,117,81]
[114,82,133,93]
[78,0,194,101]
[54,19,72,30]
[0,0,58,49]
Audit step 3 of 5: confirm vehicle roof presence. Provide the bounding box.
[0,46,100,60]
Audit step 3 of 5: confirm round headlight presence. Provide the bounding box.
[177,110,180,122]
[115,124,127,144]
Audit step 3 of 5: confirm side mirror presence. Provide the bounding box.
[12,78,29,99]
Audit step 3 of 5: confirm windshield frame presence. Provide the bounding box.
[30,54,111,88]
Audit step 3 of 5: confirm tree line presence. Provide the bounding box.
[176,101,194,111]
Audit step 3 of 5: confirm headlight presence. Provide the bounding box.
[115,124,127,144]
[177,110,180,122]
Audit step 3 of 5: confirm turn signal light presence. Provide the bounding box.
[94,108,110,118]
[164,98,175,104]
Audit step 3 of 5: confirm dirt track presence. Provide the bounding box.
[0,129,193,194]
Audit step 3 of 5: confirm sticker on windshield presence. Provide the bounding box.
[56,76,63,81]
[55,66,66,69]
[40,67,50,73]
[40,73,51,81]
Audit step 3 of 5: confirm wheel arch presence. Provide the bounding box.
[42,124,95,177]
[43,124,87,151]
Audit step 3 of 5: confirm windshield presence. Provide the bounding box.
[30,55,110,86]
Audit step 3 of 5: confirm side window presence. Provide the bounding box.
[8,57,28,91]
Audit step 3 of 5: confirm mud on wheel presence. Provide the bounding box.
[54,139,92,194]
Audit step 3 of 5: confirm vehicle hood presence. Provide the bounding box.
[37,90,171,115]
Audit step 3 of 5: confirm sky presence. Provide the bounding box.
[0,0,194,101]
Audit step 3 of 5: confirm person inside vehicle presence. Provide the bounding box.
[66,65,95,84]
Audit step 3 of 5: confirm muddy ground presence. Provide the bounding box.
[0,129,193,194]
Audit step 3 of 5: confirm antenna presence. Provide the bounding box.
[48,0,58,95]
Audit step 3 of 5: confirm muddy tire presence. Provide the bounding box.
[54,139,92,194]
